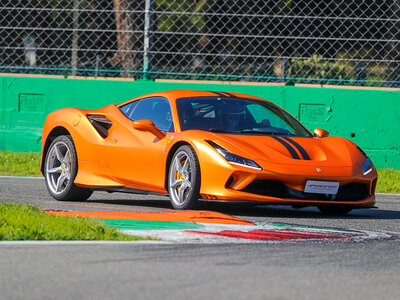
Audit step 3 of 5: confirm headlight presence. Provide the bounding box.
[362,158,372,175]
[357,146,372,175]
[206,141,262,170]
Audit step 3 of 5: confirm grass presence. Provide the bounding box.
[375,168,400,194]
[0,151,42,176]
[0,203,153,241]
[0,151,399,193]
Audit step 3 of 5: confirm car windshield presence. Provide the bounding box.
[176,97,312,137]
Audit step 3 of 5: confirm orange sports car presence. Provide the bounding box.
[41,90,377,214]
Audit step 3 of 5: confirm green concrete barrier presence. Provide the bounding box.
[0,75,399,169]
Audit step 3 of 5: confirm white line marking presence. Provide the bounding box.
[0,175,44,179]
[0,240,168,245]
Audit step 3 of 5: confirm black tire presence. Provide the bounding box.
[168,145,201,209]
[44,135,93,201]
[318,205,352,215]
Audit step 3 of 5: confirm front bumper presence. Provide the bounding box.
[198,157,377,207]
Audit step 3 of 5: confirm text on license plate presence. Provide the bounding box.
[304,180,339,195]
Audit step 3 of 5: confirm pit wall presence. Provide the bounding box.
[0,75,399,169]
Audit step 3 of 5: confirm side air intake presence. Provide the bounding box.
[87,114,113,138]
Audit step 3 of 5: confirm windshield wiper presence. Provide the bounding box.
[208,128,234,133]
[240,129,277,135]
[241,129,296,136]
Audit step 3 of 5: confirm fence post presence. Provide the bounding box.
[71,0,80,76]
[143,0,154,79]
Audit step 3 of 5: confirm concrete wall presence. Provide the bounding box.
[0,75,399,169]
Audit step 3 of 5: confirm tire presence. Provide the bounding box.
[318,205,352,215]
[44,135,93,201]
[168,145,201,209]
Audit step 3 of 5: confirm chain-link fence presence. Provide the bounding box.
[1,1,399,86]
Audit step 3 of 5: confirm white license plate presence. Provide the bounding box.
[304,181,339,195]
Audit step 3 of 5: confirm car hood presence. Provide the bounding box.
[208,133,360,167]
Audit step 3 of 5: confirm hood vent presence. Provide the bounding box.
[87,114,113,138]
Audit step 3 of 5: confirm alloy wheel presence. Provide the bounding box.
[168,150,193,206]
[45,141,72,195]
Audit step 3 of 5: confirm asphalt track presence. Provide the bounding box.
[1,176,400,299]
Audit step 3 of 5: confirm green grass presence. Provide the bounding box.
[0,151,399,193]
[0,203,153,241]
[0,151,41,176]
[375,168,400,194]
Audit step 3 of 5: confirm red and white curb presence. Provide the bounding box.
[121,222,397,243]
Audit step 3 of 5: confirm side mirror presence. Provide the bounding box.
[314,128,329,138]
[132,120,166,139]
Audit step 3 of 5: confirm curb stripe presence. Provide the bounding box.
[184,230,349,240]
[99,219,204,230]
[270,136,300,159]
[281,137,311,160]
[44,210,254,225]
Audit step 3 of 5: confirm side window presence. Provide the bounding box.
[120,100,139,119]
[120,97,174,132]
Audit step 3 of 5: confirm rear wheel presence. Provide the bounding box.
[168,145,201,209]
[318,205,352,215]
[44,135,92,201]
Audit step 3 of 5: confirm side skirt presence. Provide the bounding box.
[93,186,169,197]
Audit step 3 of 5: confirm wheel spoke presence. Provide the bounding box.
[56,174,66,193]
[47,167,62,174]
[182,158,190,172]
[63,149,70,164]
[183,180,191,188]
[174,156,183,174]
[171,179,182,189]
[55,144,64,163]
[178,185,186,204]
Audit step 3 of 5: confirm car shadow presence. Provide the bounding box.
[86,198,172,209]
[204,202,400,220]
[85,194,400,220]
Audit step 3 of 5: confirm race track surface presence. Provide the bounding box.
[1,176,400,299]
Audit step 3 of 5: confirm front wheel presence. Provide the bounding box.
[44,135,92,201]
[168,145,201,209]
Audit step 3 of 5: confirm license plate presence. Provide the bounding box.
[304,180,339,195]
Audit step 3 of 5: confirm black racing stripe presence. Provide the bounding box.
[281,136,311,160]
[209,91,229,98]
[222,92,237,98]
[270,136,300,159]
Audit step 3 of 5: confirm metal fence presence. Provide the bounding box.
[1,0,399,86]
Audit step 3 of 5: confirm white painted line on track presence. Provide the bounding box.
[0,240,169,245]
[376,193,400,196]
[0,175,44,179]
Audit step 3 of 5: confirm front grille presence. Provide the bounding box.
[239,180,369,201]
[241,180,288,198]
[336,183,369,201]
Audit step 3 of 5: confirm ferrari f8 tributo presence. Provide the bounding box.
[41,90,377,214]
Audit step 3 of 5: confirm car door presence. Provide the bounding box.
[104,97,174,191]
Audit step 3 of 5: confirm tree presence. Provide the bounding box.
[110,0,136,77]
